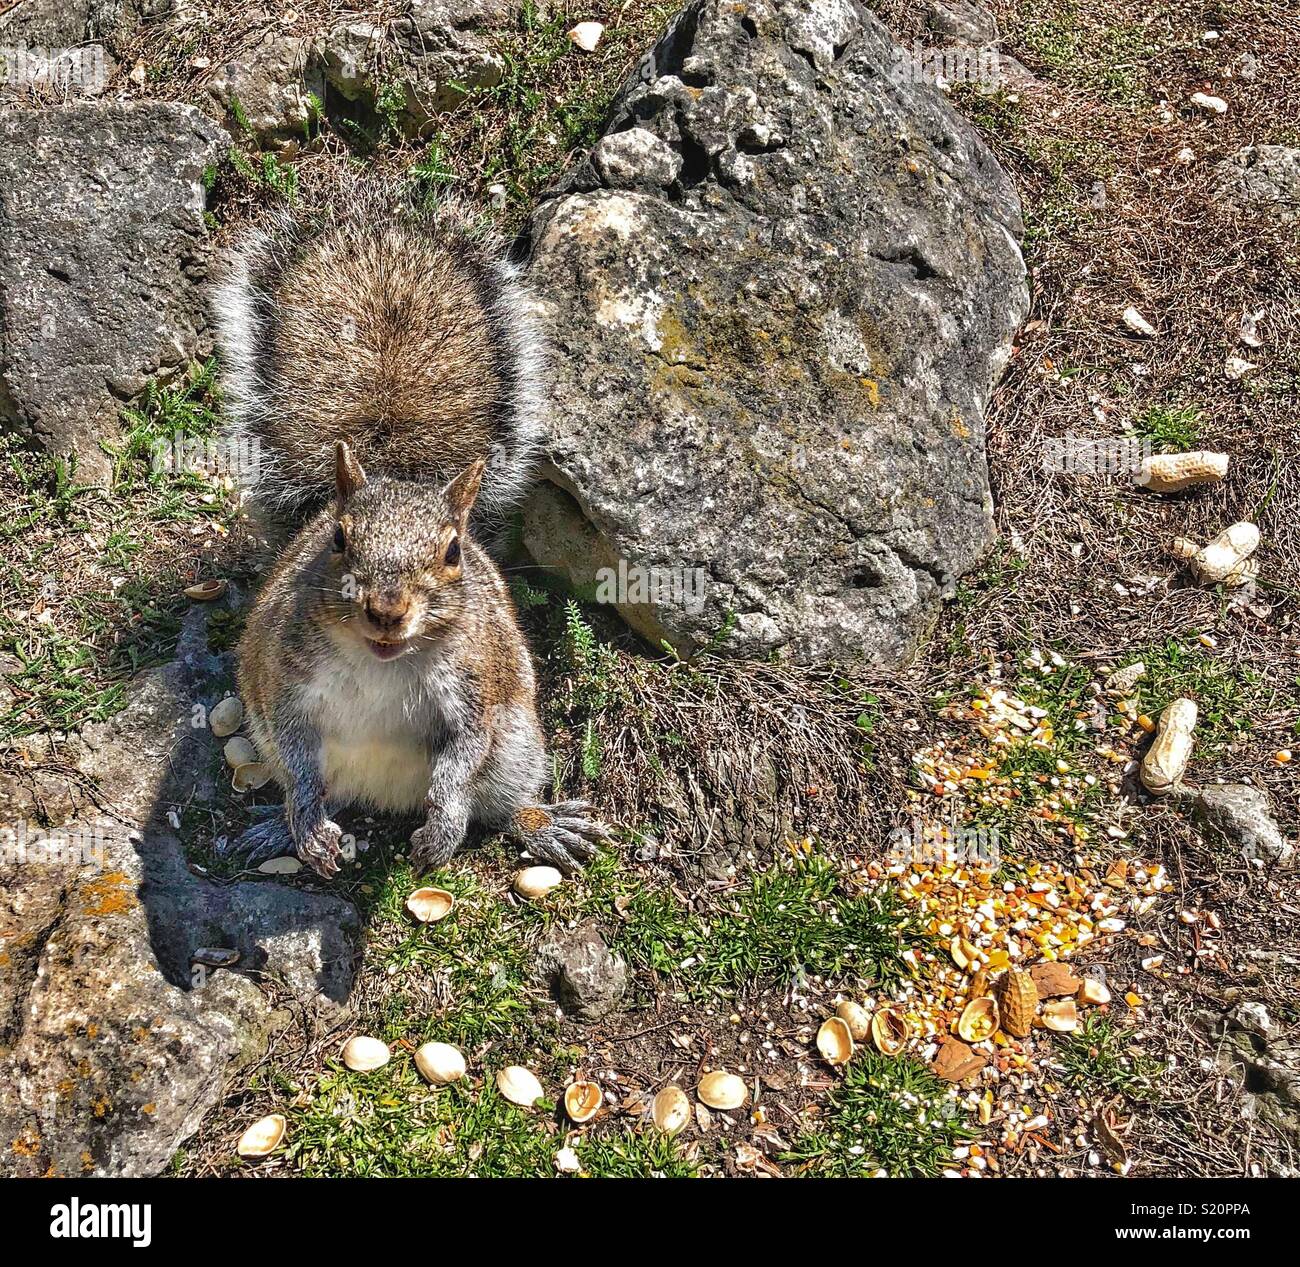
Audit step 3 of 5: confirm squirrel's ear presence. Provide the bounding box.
[445,459,486,527]
[335,441,367,503]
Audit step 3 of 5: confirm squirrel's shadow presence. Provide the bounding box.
[133,598,361,1009]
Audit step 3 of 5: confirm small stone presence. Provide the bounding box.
[1229,1001,1278,1042]
[1121,305,1158,337]
[1190,91,1228,115]
[536,920,627,1021]
[191,947,240,968]
[1191,784,1291,867]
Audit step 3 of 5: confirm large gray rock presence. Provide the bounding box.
[203,31,323,141]
[0,1,124,102]
[0,101,223,480]
[1215,145,1300,225]
[387,0,516,130]
[522,0,1028,664]
[0,609,359,1177]
[1214,1004,1300,1153]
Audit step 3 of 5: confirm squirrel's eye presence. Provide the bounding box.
[444,536,461,568]
[332,525,346,553]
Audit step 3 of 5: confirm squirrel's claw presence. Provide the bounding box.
[296,818,344,878]
[408,818,462,873]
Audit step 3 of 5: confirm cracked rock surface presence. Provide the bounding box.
[0,100,223,480]
[0,610,359,1177]
[1214,145,1300,225]
[522,0,1028,665]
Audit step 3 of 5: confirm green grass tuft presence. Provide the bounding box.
[784,1051,975,1176]
[1135,404,1203,451]
[612,853,927,994]
[1056,1011,1163,1100]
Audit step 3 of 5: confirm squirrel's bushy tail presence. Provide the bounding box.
[210,181,545,523]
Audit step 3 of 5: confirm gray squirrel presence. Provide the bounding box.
[209,189,608,878]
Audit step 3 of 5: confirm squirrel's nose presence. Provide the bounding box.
[364,592,410,632]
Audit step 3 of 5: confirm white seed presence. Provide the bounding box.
[209,696,244,737]
[223,736,258,769]
[1121,305,1158,337]
[415,1041,466,1085]
[237,1114,285,1158]
[341,1035,390,1072]
[513,866,563,899]
[496,1065,545,1107]
[568,21,605,52]
[257,856,302,875]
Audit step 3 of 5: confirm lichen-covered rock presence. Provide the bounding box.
[1212,1004,1300,1152]
[536,920,627,1022]
[1215,145,1300,224]
[590,127,683,189]
[0,101,223,478]
[0,0,160,57]
[0,0,130,47]
[0,609,359,1177]
[522,0,1028,664]
[924,0,998,45]
[389,0,515,127]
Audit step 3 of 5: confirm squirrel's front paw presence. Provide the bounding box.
[409,818,463,873]
[295,818,345,878]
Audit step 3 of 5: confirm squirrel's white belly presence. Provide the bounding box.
[302,658,441,814]
[321,737,430,812]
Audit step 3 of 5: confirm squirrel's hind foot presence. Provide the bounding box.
[219,809,344,878]
[509,801,612,876]
[219,809,296,867]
